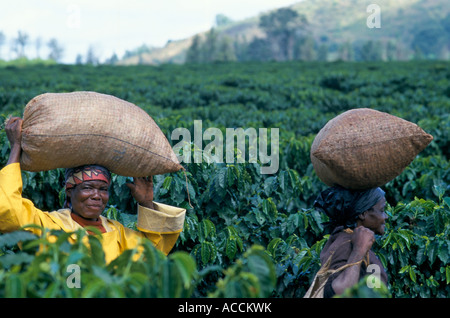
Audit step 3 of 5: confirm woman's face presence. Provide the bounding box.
[66,180,109,220]
[360,197,388,235]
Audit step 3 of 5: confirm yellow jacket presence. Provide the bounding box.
[0,163,186,263]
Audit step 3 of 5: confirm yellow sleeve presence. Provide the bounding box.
[136,202,186,255]
[0,163,62,234]
[104,202,185,260]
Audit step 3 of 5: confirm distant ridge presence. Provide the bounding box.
[118,0,450,64]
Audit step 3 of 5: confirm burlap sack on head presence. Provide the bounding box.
[310,108,433,190]
[20,91,182,177]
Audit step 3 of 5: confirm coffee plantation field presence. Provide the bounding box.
[0,60,449,298]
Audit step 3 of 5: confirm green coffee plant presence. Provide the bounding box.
[0,61,449,298]
[0,225,198,297]
[374,195,450,297]
[208,245,276,298]
[0,225,279,298]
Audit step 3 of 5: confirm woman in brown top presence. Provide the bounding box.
[313,186,389,297]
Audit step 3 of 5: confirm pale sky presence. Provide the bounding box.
[0,0,299,63]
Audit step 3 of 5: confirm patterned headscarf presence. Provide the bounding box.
[65,165,111,190]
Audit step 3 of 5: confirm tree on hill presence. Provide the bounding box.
[359,40,383,61]
[12,31,29,58]
[215,14,233,27]
[259,8,308,61]
[185,35,203,63]
[294,36,317,61]
[85,45,99,65]
[337,41,354,61]
[0,32,5,59]
[47,38,64,62]
[215,36,237,62]
[412,24,449,59]
[34,37,42,59]
[246,38,273,61]
[203,28,219,63]
[185,29,237,63]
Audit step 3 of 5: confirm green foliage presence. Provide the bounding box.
[0,224,199,297]
[0,61,449,298]
[0,225,277,298]
[335,277,391,298]
[209,245,276,297]
[373,196,450,297]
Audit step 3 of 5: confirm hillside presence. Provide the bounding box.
[119,0,450,64]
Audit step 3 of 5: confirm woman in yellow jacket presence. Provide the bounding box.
[1,117,186,263]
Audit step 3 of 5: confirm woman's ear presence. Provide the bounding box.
[358,212,366,221]
[64,189,72,208]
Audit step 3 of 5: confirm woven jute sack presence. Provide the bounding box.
[20,91,182,177]
[310,108,433,189]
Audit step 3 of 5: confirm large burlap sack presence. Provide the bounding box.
[310,108,433,189]
[20,91,182,177]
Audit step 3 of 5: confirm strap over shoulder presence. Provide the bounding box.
[303,231,369,298]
